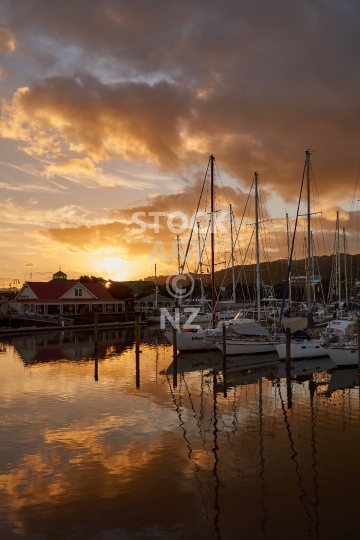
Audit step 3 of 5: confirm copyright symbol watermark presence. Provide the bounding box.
[165,272,195,300]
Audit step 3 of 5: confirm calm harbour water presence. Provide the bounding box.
[1,327,360,540]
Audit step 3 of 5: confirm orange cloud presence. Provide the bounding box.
[0,76,191,171]
[44,158,102,181]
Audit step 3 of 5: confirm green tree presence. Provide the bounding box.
[79,275,106,285]
[107,281,134,300]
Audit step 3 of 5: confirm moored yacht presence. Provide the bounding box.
[210,321,276,356]
[326,343,359,367]
[275,331,327,360]
[275,318,354,360]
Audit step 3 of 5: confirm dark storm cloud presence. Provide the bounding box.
[1,0,360,203]
[0,25,16,52]
[0,75,192,169]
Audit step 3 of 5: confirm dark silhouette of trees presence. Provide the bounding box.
[79,275,106,285]
[107,282,134,300]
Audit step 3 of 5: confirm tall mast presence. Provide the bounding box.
[230,204,236,303]
[255,172,261,321]
[343,227,348,308]
[305,150,311,315]
[286,212,292,308]
[336,212,341,305]
[197,221,205,310]
[154,263,158,308]
[177,234,182,306]
[311,231,315,303]
[210,155,216,328]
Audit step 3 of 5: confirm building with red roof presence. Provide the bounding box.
[11,271,124,316]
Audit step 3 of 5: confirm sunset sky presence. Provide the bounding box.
[0,0,360,285]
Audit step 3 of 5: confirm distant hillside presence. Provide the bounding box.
[145,254,360,287]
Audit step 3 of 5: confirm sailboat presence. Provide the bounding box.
[165,155,256,352]
[212,172,276,355]
[275,150,331,360]
[165,154,220,351]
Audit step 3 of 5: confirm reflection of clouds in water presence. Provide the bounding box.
[2,331,360,539]
[0,427,195,539]
[0,417,191,532]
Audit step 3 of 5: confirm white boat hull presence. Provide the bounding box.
[327,345,359,367]
[275,340,328,360]
[216,340,275,355]
[148,313,212,324]
[165,330,218,352]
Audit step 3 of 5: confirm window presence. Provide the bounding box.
[79,289,82,297]
[75,288,82,297]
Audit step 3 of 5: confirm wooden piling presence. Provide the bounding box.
[285,327,291,365]
[222,324,227,361]
[135,313,140,388]
[172,326,177,359]
[172,326,178,387]
[222,324,227,397]
[357,319,360,374]
[173,352,178,388]
[136,349,140,388]
[135,313,140,354]
[285,365,292,409]
[94,348,98,382]
[94,311,99,346]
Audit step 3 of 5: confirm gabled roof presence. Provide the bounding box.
[14,282,116,302]
[84,282,117,301]
[59,283,97,300]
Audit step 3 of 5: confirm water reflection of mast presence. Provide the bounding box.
[212,370,221,540]
[278,380,314,528]
[182,367,222,535]
[309,375,320,540]
[182,371,209,452]
[278,373,321,539]
[258,378,267,537]
[166,373,213,528]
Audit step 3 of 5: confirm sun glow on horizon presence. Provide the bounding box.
[92,257,138,281]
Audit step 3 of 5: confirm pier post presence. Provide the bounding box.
[285,327,291,364]
[172,326,177,359]
[173,351,178,388]
[222,324,227,361]
[136,349,140,388]
[135,313,140,388]
[172,326,178,387]
[222,324,227,397]
[135,313,140,354]
[94,311,99,347]
[285,365,292,409]
[94,347,98,382]
[357,319,360,374]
